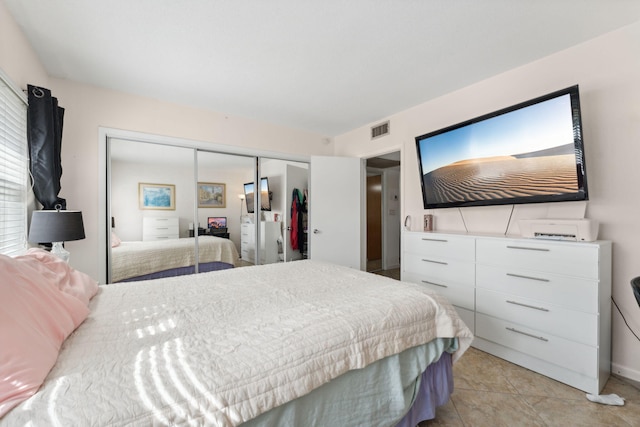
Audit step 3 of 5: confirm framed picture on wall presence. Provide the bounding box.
[198,182,226,208]
[139,183,176,210]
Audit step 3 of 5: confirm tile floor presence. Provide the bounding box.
[372,267,401,280]
[419,346,640,427]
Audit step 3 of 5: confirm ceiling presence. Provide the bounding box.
[5,1,640,137]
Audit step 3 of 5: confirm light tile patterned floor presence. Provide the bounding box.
[371,266,400,280]
[420,347,640,427]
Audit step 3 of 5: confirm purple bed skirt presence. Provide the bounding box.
[117,261,234,283]
[395,351,454,427]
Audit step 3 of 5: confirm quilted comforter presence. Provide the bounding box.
[111,235,238,282]
[2,260,472,426]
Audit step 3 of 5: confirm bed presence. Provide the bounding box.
[111,235,239,282]
[0,249,473,426]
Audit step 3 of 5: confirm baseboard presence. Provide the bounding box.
[612,362,640,385]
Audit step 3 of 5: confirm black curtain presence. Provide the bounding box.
[27,84,66,210]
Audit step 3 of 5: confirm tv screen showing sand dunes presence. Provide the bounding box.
[416,89,588,208]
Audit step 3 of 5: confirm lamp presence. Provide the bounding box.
[239,194,245,217]
[28,208,86,263]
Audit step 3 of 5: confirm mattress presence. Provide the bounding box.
[2,260,472,426]
[111,235,239,282]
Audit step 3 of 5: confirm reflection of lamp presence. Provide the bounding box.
[28,208,86,263]
[239,194,245,217]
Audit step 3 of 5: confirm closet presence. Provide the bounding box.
[107,138,309,283]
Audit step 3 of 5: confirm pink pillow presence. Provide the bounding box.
[24,249,98,306]
[111,232,121,248]
[0,253,92,417]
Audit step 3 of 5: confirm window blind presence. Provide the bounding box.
[0,72,28,256]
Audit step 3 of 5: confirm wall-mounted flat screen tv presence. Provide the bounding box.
[415,85,588,209]
[243,177,271,213]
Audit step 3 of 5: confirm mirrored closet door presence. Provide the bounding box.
[196,150,256,267]
[106,136,310,282]
[258,158,309,265]
[108,139,198,283]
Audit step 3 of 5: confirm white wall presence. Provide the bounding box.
[334,21,640,383]
[0,1,48,90]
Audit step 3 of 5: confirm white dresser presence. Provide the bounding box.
[142,217,179,241]
[402,231,612,394]
[240,222,281,264]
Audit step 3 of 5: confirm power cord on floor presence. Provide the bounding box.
[612,296,640,342]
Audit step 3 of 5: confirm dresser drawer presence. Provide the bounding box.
[476,264,599,313]
[241,247,255,262]
[143,217,178,227]
[404,232,474,261]
[403,271,475,311]
[143,226,179,236]
[241,224,255,243]
[476,238,599,279]
[404,252,475,286]
[476,288,598,345]
[476,313,597,377]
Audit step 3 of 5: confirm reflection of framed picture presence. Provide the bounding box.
[139,183,175,210]
[198,182,226,208]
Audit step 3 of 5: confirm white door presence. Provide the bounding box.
[309,156,365,270]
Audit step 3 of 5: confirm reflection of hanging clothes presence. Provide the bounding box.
[290,188,307,251]
[290,189,301,250]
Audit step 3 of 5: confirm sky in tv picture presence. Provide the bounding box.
[419,94,573,174]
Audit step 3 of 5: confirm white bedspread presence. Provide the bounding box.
[111,235,239,282]
[2,261,472,427]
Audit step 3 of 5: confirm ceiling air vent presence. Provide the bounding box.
[371,121,390,140]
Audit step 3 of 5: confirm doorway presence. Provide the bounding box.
[365,151,401,278]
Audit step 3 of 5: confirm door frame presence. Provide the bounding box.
[364,150,402,272]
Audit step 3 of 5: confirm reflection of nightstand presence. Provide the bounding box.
[189,228,230,239]
[188,227,207,237]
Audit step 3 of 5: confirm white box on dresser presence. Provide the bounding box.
[402,230,612,394]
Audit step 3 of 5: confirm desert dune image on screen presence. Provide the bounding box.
[419,94,580,206]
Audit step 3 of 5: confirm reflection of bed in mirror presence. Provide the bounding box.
[111,235,239,283]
